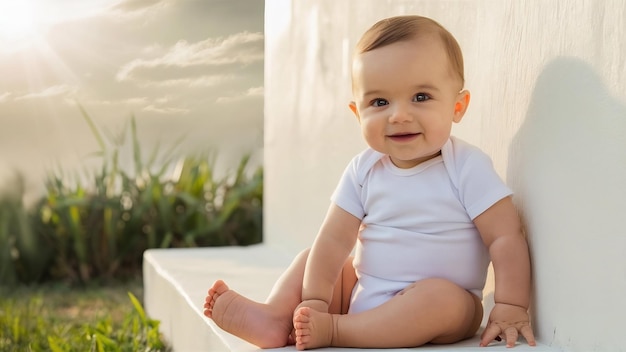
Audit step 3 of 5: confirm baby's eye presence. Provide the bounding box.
[412,93,430,102]
[370,98,389,107]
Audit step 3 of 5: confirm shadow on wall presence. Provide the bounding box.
[507,57,626,349]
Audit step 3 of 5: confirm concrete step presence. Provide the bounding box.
[143,245,558,352]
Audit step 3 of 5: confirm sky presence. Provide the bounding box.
[0,0,265,200]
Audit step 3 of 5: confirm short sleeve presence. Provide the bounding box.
[457,150,513,220]
[331,156,366,220]
[441,137,513,220]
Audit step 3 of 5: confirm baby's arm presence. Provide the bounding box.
[299,204,360,311]
[474,196,536,348]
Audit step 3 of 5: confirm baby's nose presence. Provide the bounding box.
[388,104,413,123]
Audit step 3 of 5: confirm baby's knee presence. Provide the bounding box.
[415,279,481,343]
[295,248,312,260]
[410,279,472,311]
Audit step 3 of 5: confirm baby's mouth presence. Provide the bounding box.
[388,132,420,141]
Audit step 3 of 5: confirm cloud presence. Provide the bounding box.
[14,85,76,100]
[140,74,236,88]
[80,97,150,107]
[139,95,189,114]
[0,92,10,103]
[116,31,263,84]
[142,104,189,114]
[76,95,188,115]
[216,86,264,104]
[109,0,170,17]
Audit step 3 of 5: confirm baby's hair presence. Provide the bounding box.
[355,15,465,88]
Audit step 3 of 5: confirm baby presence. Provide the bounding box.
[204,15,536,350]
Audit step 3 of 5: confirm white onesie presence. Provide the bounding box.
[331,136,512,314]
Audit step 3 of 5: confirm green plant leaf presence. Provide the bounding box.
[48,336,66,352]
[127,292,147,326]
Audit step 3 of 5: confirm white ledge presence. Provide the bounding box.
[143,245,559,351]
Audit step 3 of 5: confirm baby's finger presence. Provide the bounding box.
[479,324,501,347]
[504,326,519,348]
[520,324,536,346]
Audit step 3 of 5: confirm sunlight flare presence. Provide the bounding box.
[0,1,38,41]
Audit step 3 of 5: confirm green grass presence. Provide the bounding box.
[0,278,169,351]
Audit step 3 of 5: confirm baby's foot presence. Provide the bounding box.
[203,280,292,348]
[293,307,335,350]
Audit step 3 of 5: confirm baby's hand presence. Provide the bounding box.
[480,303,536,348]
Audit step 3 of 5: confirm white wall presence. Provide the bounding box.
[264,1,626,351]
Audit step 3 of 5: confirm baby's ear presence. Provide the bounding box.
[349,102,360,121]
[453,90,470,123]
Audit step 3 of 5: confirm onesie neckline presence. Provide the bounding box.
[381,154,443,176]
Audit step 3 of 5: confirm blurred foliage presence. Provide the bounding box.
[0,174,52,286]
[0,108,262,285]
[0,288,169,352]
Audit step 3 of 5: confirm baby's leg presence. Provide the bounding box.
[293,277,482,350]
[204,280,294,348]
[204,249,356,349]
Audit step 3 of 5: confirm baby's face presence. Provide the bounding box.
[351,36,465,169]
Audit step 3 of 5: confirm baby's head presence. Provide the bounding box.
[349,16,470,168]
[353,15,464,91]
